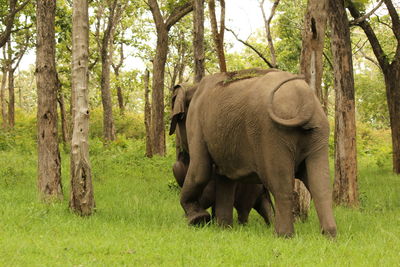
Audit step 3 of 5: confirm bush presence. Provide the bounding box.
[89,109,145,140]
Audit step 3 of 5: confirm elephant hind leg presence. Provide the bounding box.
[180,138,212,226]
[261,157,295,237]
[305,149,337,237]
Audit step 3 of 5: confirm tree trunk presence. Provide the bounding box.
[36,0,63,200]
[70,0,94,216]
[144,69,152,157]
[114,68,124,115]
[147,0,193,156]
[7,68,14,128]
[100,43,116,141]
[384,65,400,173]
[151,29,168,156]
[300,0,328,105]
[99,0,118,142]
[111,38,125,115]
[292,179,311,221]
[294,0,328,219]
[208,0,227,72]
[329,0,358,206]
[57,87,69,145]
[193,0,205,82]
[0,61,7,128]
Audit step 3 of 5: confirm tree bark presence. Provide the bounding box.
[151,28,168,155]
[300,0,328,105]
[70,0,94,216]
[36,0,63,200]
[144,69,152,157]
[57,78,69,145]
[193,0,205,82]
[208,0,227,72]
[147,0,193,156]
[99,0,119,141]
[347,0,400,174]
[329,0,358,206]
[294,0,328,219]
[1,50,7,128]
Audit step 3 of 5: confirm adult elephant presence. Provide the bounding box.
[170,69,337,237]
[170,84,274,226]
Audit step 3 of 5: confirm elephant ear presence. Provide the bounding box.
[169,84,186,135]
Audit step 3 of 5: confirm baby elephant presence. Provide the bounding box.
[170,84,274,226]
[173,151,274,225]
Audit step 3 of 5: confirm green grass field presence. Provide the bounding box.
[1,134,400,266]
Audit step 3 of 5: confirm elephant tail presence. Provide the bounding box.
[267,76,315,128]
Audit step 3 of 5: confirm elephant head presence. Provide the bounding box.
[169,83,198,187]
[169,83,198,144]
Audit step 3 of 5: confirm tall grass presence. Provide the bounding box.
[0,115,399,266]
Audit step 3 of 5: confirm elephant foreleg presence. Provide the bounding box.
[180,138,212,226]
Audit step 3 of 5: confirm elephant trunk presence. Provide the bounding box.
[267,76,315,128]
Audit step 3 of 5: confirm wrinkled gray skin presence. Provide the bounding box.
[171,69,337,237]
[170,84,274,226]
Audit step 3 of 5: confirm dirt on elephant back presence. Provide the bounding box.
[220,68,279,86]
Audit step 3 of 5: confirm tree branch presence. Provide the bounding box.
[349,0,383,26]
[260,0,279,67]
[352,39,380,69]
[225,27,274,68]
[323,51,333,70]
[347,0,389,70]
[383,0,400,42]
[0,0,31,48]
[166,2,194,30]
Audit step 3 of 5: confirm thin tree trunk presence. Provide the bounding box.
[100,0,118,142]
[384,67,400,173]
[36,0,63,200]
[147,0,193,156]
[208,0,227,72]
[57,84,69,145]
[0,58,7,128]
[144,69,152,157]
[151,29,168,155]
[193,0,205,82]
[110,18,125,116]
[260,0,279,68]
[7,68,14,128]
[329,0,358,206]
[112,65,124,115]
[100,44,116,141]
[70,0,94,216]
